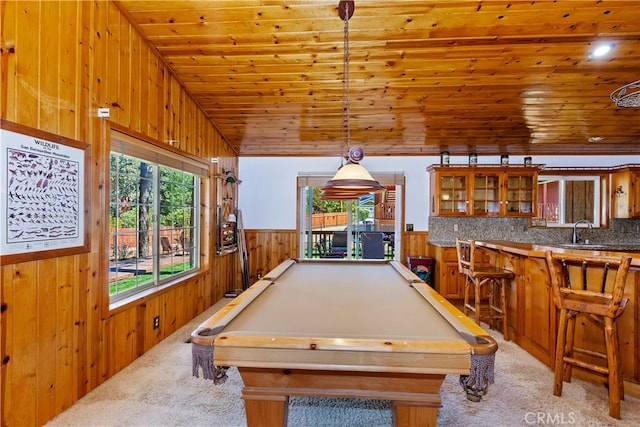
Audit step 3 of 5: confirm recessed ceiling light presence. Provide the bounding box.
[588,136,604,142]
[589,43,614,58]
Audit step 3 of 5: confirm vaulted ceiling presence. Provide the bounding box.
[114,0,640,157]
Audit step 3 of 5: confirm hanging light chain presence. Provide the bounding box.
[343,0,351,154]
[320,1,385,200]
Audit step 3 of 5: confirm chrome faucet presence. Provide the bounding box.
[572,220,593,244]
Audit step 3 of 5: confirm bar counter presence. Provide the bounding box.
[474,240,640,266]
[464,239,640,397]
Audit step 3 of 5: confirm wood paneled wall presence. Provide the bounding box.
[243,230,430,285]
[401,231,430,261]
[0,1,237,425]
[244,230,299,284]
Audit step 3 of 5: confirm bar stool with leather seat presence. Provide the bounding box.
[456,238,514,340]
[545,251,632,419]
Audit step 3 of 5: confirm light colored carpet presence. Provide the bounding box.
[46,299,640,427]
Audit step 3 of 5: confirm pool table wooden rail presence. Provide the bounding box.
[408,268,498,357]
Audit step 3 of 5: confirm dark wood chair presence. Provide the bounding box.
[545,251,632,419]
[456,238,513,340]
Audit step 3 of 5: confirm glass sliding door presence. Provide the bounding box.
[297,173,404,261]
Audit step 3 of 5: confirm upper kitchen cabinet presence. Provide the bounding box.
[504,171,537,216]
[611,165,640,218]
[430,169,470,215]
[428,165,539,217]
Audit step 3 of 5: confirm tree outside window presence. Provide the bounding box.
[109,150,199,302]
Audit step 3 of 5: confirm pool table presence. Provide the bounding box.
[191,259,497,427]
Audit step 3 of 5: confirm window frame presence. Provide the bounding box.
[537,174,603,227]
[107,128,208,305]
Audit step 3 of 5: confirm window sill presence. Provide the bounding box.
[107,268,207,316]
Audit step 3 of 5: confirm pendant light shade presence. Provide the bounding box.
[320,163,385,199]
[320,1,384,200]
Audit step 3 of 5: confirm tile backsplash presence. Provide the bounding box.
[428,217,640,246]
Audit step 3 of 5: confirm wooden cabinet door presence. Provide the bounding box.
[612,171,633,218]
[632,173,640,217]
[441,263,464,299]
[431,171,469,216]
[432,246,465,299]
[439,173,469,216]
[518,257,555,366]
[502,171,537,216]
[472,172,501,216]
[611,169,640,218]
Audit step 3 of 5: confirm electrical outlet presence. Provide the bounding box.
[153,316,160,330]
[453,224,458,232]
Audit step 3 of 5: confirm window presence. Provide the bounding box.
[537,175,601,227]
[109,130,205,303]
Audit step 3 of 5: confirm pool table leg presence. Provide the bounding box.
[392,402,439,427]
[242,392,289,427]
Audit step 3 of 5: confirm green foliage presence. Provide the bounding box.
[311,187,346,213]
[160,168,194,227]
[356,207,370,222]
[110,153,195,229]
[117,208,139,228]
[310,187,372,223]
[160,208,192,228]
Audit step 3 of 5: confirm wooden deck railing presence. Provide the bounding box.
[305,230,395,259]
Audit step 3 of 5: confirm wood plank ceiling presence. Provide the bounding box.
[114,0,640,157]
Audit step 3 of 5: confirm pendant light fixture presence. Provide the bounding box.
[320,1,385,200]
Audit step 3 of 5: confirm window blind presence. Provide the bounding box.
[110,130,209,177]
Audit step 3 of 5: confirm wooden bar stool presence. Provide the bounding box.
[545,251,632,419]
[456,238,514,340]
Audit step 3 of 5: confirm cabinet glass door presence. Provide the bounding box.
[506,175,534,215]
[439,175,467,214]
[473,174,500,215]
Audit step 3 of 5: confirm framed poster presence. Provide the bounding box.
[0,120,90,265]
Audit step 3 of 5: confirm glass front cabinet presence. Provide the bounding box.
[428,165,538,217]
[504,172,535,215]
[436,172,469,215]
[473,172,501,215]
